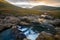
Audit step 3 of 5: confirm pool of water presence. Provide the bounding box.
[0,29,15,40]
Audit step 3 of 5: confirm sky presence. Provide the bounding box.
[6,0,60,8]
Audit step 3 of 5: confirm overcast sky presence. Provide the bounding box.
[6,0,60,8]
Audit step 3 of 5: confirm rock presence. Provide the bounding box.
[54,19,60,26]
[0,19,4,24]
[11,26,27,40]
[0,16,21,32]
[0,23,14,32]
[40,13,54,20]
[4,16,20,24]
[55,27,60,34]
[51,19,60,26]
[36,31,60,40]
[36,34,45,40]
[55,27,60,40]
[0,15,5,19]
[20,21,30,26]
[54,34,60,40]
[23,38,30,40]
[36,31,54,40]
[0,25,28,40]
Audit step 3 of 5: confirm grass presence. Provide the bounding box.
[48,11,60,18]
[0,1,60,18]
[0,9,60,19]
[0,9,43,16]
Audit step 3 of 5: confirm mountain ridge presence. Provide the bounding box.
[32,5,60,11]
[0,0,26,10]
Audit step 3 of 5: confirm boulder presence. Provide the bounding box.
[54,27,60,40]
[20,21,30,26]
[51,19,60,26]
[4,16,20,24]
[36,31,54,40]
[54,34,60,40]
[0,16,20,32]
[11,26,27,40]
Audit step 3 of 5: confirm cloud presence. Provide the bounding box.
[6,0,60,7]
[41,0,60,3]
[7,0,60,4]
[41,0,60,7]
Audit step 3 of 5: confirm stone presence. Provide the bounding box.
[36,31,54,40]
[11,26,27,40]
[4,16,20,24]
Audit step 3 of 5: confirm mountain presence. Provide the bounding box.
[0,0,60,18]
[0,0,42,16]
[0,0,24,10]
[0,0,27,16]
[32,5,60,11]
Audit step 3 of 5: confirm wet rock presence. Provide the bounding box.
[0,25,28,40]
[0,23,14,32]
[11,26,27,40]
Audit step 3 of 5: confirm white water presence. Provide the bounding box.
[18,26,39,40]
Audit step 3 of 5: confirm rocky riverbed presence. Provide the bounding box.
[0,13,60,40]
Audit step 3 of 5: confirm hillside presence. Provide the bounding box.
[0,0,24,10]
[0,0,42,16]
[32,5,60,11]
[0,0,60,18]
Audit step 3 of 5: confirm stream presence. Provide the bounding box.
[0,23,56,40]
[0,14,58,40]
